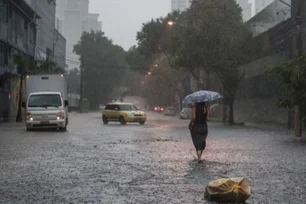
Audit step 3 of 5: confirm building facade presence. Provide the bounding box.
[54,29,66,69]
[247,0,291,37]
[56,0,102,70]
[236,0,252,21]
[24,0,56,60]
[83,13,102,32]
[171,0,191,12]
[255,0,274,14]
[0,0,37,121]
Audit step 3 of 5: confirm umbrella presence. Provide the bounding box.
[183,90,222,104]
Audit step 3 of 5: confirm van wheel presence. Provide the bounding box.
[60,126,67,132]
[119,116,126,125]
[26,127,32,131]
[103,116,108,124]
[139,122,145,125]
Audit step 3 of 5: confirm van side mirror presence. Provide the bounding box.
[22,102,26,108]
[64,100,69,107]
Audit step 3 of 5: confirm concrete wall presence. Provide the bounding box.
[54,29,66,69]
[234,51,291,125]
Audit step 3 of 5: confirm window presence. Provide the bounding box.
[46,48,53,60]
[119,105,137,111]
[0,42,7,66]
[105,105,114,110]
[0,0,7,23]
[28,94,62,108]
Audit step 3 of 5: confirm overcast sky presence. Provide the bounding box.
[89,0,171,51]
[89,0,256,51]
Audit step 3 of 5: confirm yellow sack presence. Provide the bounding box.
[204,177,251,203]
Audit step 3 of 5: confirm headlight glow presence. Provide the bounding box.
[57,111,65,119]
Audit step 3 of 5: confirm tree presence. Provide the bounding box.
[13,52,33,122]
[125,45,147,73]
[135,12,192,107]
[74,31,128,109]
[267,56,306,137]
[34,59,65,74]
[135,0,252,124]
[173,0,252,124]
[67,68,80,94]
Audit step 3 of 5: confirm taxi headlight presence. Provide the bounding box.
[127,112,134,117]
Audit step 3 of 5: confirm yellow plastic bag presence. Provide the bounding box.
[204,177,251,203]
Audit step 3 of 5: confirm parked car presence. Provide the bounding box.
[102,102,147,125]
[164,107,176,116]
[180,107,192,119]
[153,106,164,112]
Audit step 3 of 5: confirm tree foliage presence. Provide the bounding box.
[67,68,80,94]
[267,56,306,120]
[74,31,128,108]
[135,0,252,124]
[125,46,147,73]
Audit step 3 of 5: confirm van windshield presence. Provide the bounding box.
[28,94,62,108]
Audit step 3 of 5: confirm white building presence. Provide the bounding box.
[236,0,253,21]
[56,0,102,70]
[171,0,191,12]
[84,13,102,32]
[247,0,291,37]
[255,0,274,14]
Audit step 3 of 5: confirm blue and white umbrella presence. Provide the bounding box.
[183,90,223,104]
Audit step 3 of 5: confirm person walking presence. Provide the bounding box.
[189,102,210,163]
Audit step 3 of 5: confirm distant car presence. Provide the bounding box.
[153,106,164,112]
[102,102,147,125]
[180,107,192,119]
[164,107,176,116]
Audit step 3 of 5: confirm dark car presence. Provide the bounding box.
[153,106,164,112]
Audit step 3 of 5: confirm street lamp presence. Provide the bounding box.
[154,64,158,68]
[148,72,152,75]
[167,20,185,28]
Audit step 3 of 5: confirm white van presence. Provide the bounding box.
[22,75,69,131]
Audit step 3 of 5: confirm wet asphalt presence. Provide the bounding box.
[0,112,306,204]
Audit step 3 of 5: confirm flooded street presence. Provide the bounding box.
[1,112,306,204]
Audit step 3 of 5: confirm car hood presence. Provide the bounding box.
[125,110,145,115]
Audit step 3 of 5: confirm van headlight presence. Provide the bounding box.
[26,112,33,121]
[57,111,65,120]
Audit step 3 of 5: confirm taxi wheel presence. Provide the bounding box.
[119,116,126,125]
[139,121,145,125]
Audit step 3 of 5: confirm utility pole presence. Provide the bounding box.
[292,0,305,137]
[79,56,84,113]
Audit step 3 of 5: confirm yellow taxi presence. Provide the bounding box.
[102,102,147,125]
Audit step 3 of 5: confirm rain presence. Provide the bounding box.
[1,0,306,203]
